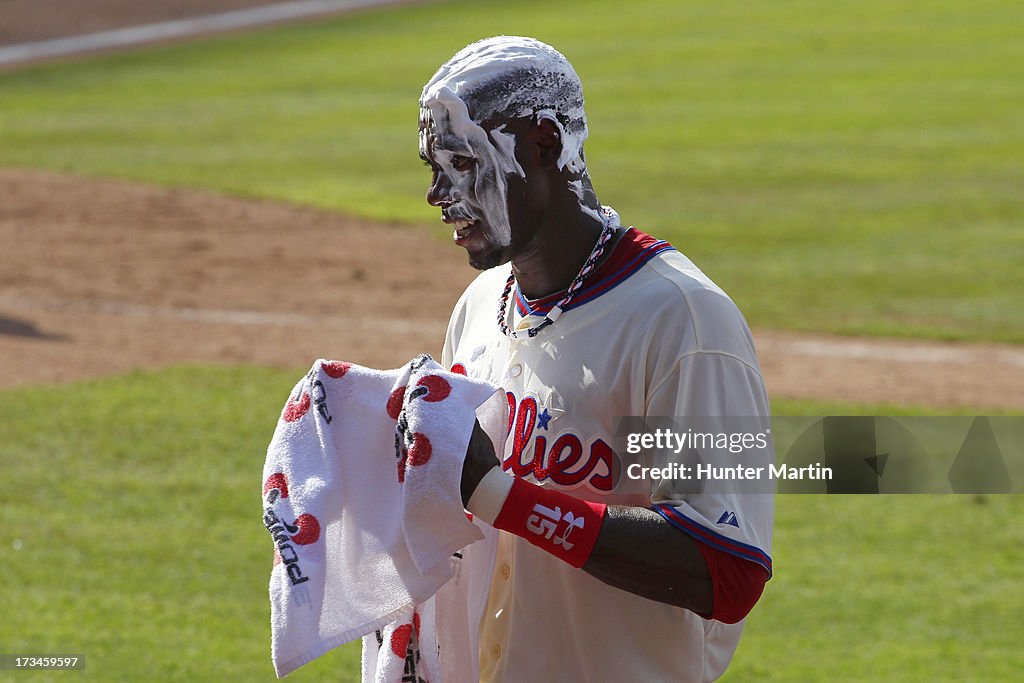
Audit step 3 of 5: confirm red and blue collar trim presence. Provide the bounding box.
[515,228,675,317]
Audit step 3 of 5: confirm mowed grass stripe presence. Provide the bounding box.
[0,0,1021,343]
[0,367,1021,680]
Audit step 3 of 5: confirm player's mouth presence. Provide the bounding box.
[451,218,478,244]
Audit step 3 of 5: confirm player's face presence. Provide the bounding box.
[420,108,523,270]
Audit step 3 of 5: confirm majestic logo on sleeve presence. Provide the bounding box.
[263,472,321,586]
[716,510,740,528]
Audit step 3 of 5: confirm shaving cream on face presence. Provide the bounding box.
[487,125,525,178]
[420,88,518,248]
[420,37,591,255]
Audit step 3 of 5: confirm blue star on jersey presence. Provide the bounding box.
[537,408,553,430]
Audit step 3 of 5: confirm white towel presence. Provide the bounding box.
[361,522,499,683]
[262,355,504,678]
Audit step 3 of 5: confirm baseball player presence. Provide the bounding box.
[420,37,774,682]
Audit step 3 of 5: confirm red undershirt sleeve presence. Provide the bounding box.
[695,540,770,624]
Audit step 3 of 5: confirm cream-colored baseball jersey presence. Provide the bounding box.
[442,227,774,683]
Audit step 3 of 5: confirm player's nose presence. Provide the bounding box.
[426,170,454,207]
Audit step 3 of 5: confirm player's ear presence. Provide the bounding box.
[534,117,563,168]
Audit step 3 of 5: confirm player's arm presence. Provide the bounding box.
[583,505,768,623]
[462,349,772,622]
[583,504,712,614]
[462,426,767,623]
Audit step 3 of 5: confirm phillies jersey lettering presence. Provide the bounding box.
[503,391,619,492]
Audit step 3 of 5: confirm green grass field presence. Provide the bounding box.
[1,368,1021,681]
[2,1,1022,680]
[1,0,1022,342]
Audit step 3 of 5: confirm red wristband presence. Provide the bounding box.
[492,477,607,568]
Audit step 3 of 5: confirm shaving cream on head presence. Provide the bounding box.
[420,36,589,174]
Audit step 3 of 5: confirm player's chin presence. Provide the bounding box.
[466,240,510,271]
[454,223,508,270]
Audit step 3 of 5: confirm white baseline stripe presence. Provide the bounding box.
[783,337,1024,369]
[4,292,1020,367]
[0,0,415,66]
[0,295,438,336]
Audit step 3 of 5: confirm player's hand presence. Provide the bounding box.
[461,419,500,507]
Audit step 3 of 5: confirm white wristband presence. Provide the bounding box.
[466,466,515,525]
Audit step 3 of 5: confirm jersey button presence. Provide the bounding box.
[509,364,522,378]
[501,564,510,580]
[491,644,502,660]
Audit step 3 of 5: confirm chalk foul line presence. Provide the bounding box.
[0,0,418,66]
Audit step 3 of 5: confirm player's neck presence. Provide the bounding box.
[511,209,610,300]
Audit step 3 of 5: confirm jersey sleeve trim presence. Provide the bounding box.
[653,503,773,577]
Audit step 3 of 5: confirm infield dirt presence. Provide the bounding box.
[2,3,1021,409]
[1,0,340,45]
[2,167,1022,409]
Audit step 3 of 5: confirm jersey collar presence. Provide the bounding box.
[515,228,675,318]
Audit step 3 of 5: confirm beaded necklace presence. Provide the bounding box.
[497,211,619,339]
